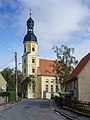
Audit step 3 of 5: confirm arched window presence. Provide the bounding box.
[32,47,35,51]
[24,68,26,73]
[32,59,35,63]
[32,68,35,73]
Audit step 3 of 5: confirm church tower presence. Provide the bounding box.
[22,12,60,99]
[22,13,39,98]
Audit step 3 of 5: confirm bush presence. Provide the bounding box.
[0,91,3,97]
[0,91,16,102]
[0,91,10,97]
[7,91,16,102]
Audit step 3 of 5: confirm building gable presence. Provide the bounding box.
[67,52,90,82]
[0,73,7,85]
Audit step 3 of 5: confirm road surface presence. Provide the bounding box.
[0,99,67,120]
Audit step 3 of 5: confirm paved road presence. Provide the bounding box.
[0,99,67,120]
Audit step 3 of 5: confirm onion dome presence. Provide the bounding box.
[23,12,37,43]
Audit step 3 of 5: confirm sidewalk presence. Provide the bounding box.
[0,99,23,111]
[50,100,90,120]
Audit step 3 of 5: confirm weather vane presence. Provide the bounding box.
[30,8,32,17]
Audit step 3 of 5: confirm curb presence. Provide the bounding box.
[50,103,76,120]
[50,101,90,120]
[54,109,76,120]
[63,106,90,117]
[0,100,22,110]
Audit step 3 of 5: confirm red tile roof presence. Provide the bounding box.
[38,59,56,76]
[66,52,90,82]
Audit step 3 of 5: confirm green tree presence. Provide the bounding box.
[1,67,15,91]
[1,67,23,96]
[53,45,78,92]
[21,74,35,98]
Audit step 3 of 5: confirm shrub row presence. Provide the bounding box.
[0,91,16,102]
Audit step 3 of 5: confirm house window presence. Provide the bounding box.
[51,85,53,92]
[46,85,48,92]
[70,82,72,89]
[32,47,35,51]
[24,68,26,74]
[56,85,58,92]
[32,68,35,73]
[32,59,35,63]
[74,81,77,89]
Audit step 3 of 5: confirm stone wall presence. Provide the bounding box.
[0,97,7,105]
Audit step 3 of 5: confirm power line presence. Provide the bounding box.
[0,33,15,52]
[0,45,14,58]
[0,39,14,55]
[0,57,14,69]
[0,34,22,60]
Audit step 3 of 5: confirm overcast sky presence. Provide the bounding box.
[0,0,90,71]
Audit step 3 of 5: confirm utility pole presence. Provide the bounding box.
[15,52,18,102]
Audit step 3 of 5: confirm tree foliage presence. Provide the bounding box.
[53,45,78,92]
[1,67,15,91]
[1,67,23,96]
[21,74,35,98]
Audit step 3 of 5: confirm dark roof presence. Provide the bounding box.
[66,52,90,82]
[27,17,34,25]
[23,32,37,43]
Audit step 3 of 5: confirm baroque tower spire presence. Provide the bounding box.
[23,11,37,43]
[27,9,34,33]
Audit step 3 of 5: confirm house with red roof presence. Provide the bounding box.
[66,52,90,102]
[22,14,60,99]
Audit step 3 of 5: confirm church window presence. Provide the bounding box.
[32,84,35,93]
[24,59,26,64]
[51,85,53,92]
[51,81,53,83]
[46,79,48,83]
[32,68,35,73]
[24,68,26,73]
[46,85,48,92]
[32,47,35,51]
[24,47,26,52]
[56,85,58,92]
[32,59,35,63]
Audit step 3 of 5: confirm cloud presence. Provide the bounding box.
[1,0,89,41]
[13,0,90,42]
[0,0,90,67]
[74,39,90,61]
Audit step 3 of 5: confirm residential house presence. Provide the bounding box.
[66,52,90,102]
[0,73,7,92]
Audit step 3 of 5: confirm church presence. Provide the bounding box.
[22,13,60,99]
